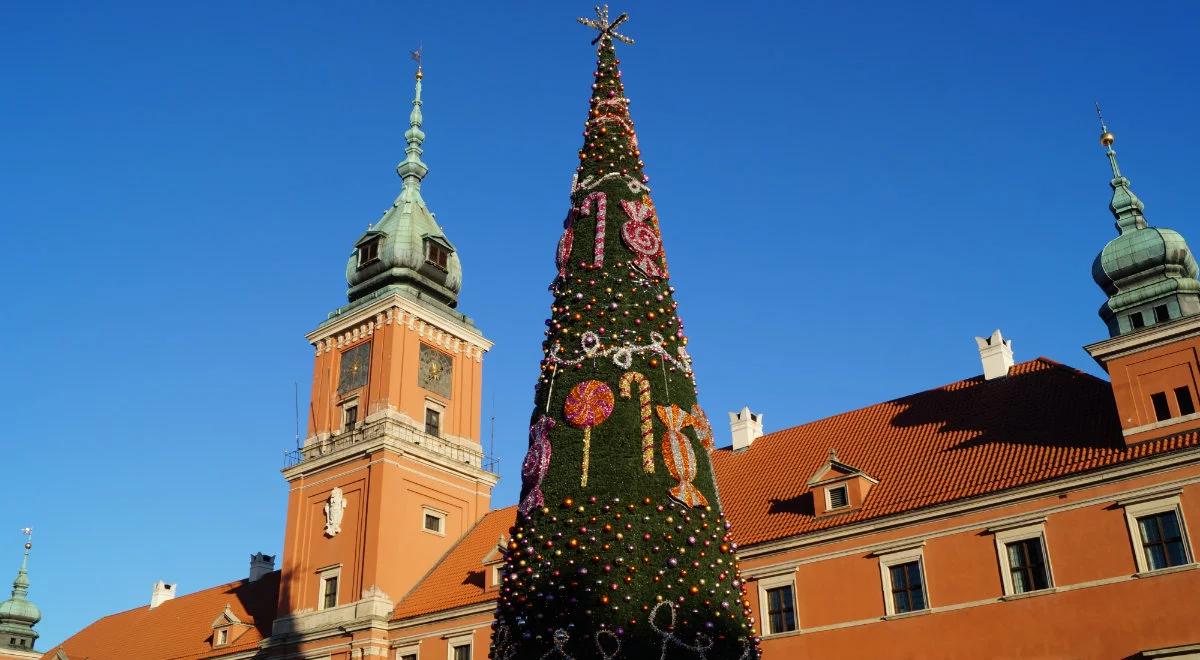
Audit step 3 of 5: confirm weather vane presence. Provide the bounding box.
[411,46,423,77]
[578,5,634,46]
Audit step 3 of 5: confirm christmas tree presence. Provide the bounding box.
[491,8,760,660]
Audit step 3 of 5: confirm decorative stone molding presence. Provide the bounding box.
[323,487,348,537]
[310,296,492,363]
[270,587,395,636]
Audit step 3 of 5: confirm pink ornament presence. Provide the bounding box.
[578,192,608,269]
[657,404,708,507]
[556,209,577,279]
[518,416,555,516]
[564,379,615,487]
[619,198,664,278]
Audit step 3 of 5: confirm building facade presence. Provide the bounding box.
[39,55,1200,660]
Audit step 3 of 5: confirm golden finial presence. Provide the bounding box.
[411,46,423,80]
[1096,102,1115,147]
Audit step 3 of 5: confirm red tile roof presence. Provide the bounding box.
[711,358,1200,546]
[42,571,278,660]
[392,506,515,620]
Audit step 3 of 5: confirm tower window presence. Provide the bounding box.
[1151,392,1172,422]
[357,236,381,267]
[1129,312,1146,329]
[425,407,441,437]
[425,239,450,270]
[322,575,338,609]
[343,404,359,432]
[422,507,446,535]
[1176,387,1196,416]
[1155,304,1171,323]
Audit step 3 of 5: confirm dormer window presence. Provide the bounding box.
[215,628,229,647]
[807,449,877,517]
[827,485,849,509]
[357,235,382,268]
[424,237,451,271]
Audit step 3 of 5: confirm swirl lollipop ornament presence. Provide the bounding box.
[564,380,615,487]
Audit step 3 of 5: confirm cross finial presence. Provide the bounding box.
[578,5,635,46]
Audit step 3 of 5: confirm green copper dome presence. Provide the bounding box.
[345,68,462,309]
[1091,131,1200,337]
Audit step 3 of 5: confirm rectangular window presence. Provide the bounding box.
[425,513,441,532]
[888,561,927,614]
[765,585,797,634]
[1175,386,1196,417]
[422,507,446,535]
[357,237,380,267]
[215,628,228,646]
[401,655,417,660]
[426,240,450,270]
[322,575,338,609]
[1138,511,1189,570]
[827,485,849,509]
[1151,391,1172,422]
[1155,304,1171,323]
[343,404,359,432]
[1006,537,1051,593]
[425,408,441,436]
[1130,311,1146,329]
[451,643,472,660]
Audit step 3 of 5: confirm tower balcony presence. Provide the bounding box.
[284,414,499,474]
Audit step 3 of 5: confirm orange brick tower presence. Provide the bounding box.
[272,55,498,646]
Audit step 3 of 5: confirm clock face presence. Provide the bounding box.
[337,342,372,395]
[418,344,453,399]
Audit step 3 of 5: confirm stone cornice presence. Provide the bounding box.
[1083,314,1200,366]
[307,293,493,363]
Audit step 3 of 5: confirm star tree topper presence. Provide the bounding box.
[577,5,635,45]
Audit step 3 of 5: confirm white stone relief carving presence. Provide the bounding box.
[324,487,348,537]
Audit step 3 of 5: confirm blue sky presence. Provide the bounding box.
[3,0,1198,648]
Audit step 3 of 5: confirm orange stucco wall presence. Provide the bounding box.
[1106,334,1200,443]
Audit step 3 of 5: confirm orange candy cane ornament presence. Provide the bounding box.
[619,371,654,473]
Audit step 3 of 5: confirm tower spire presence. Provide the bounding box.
[1095,104,1146,233]
[396,48,429,195]
[0,528,41,651]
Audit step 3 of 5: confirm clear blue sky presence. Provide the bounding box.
[3,0,1198,648]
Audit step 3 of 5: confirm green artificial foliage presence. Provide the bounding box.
[491,29,760,660]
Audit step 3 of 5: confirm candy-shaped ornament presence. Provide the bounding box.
[656,403,708,507]
[556,209,576,279]
[620,197,664,278]
[518,415,556,516]
[686,403,715,453]
[564,380,615,487]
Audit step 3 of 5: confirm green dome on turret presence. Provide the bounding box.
[0,535,41,652]
[1090,115,1200,337]
[345,63,463,310]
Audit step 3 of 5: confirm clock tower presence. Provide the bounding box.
[272,62,497,638]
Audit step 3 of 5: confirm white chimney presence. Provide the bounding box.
[249,552,276,582]
[729,406,764,451]
[150,580,177,608]
[975,329,1014,380]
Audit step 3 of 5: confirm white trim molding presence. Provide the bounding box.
[876,546,929,617]
[316,564,342,611]
[422,506,447,536]
[991,521,1055,596]
[757,572,799,637]
[396,642,420,660]
[1122,493,1195,574]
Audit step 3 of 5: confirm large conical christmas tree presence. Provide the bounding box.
[491,8,759,660]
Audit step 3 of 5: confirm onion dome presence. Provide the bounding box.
[1091,111,1200,337]
[345,58,463,310]
[0,533,41,652]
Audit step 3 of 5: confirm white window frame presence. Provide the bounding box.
[446,634,473,660]
[425,398,446,437]
[316,564,342,611]
[1121,492,1195,574]
[396,643,420,660]
[490,563,502,589]
[214,627,229,647]
[990,521,1054,596]
[825,484,850,510]
[876,545,929,617]
[422,506,447,536]
[756,573,799,637]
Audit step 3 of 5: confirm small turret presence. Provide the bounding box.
[345,51,463,310]
[0,530,40,653]
[1091,106,1200,336]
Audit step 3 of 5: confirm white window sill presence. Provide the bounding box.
[761,628,803,640]
[882,609,931,621]
[1134,563,1199,579]
[1000,587,1057,601]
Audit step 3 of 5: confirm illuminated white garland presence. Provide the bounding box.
[548,331,693,375]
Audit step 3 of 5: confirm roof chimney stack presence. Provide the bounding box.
[150,580,176,608]
[729,407,763,451]
[249,552,275,582]
[975,329,1014,380]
